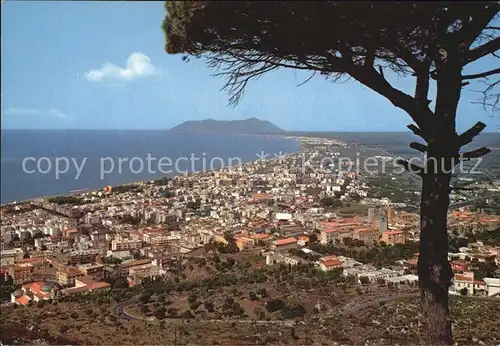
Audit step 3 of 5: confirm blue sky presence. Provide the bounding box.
[1,1,499,132]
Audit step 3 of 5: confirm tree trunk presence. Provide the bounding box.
[418,149,454,345]
[416,50,462,345]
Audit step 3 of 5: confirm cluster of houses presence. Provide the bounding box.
[1,135,499,306]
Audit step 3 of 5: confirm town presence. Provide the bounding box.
[1,136,499,345]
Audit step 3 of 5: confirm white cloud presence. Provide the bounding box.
[4,108,67,118]
[84,52,159,83]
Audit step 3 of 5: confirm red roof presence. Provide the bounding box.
[356,228,377,233]
[455,274,474,282]
[325,228,353,233]
[87,281,111,290]
[16,296,30,305]
[18,257,44,265]
[321,258,342,267]
[250,233,270,240]
[321,221,360,228]
[274,237,297,246]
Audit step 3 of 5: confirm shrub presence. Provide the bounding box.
[154,307,166,320]
[189,301,201,310]
[359,276,370,285]
[138,293,151,304]
[248,291,259,301]
[281,303,306,319]
[266,299,285,313]
[257,288,268,298]
[204,300,215,312]
[188,293,198,304]
[180,310,194,319]
[167,307,178,317]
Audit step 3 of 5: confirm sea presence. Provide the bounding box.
[1,130,499,204]
[1,130,300,204]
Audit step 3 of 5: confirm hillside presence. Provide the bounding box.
[169,117,285,134]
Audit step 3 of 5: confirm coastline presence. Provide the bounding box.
[5,128,480,207]
[0,133,304,207]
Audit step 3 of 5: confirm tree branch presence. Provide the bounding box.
[465,37,500,64]
[407,124,429,142]
[458,121,487,147]
[208,51,350,105]
[414,62,432,107]
[460,147,491,160]
[456,7,499,50]
[471,79,500,115]
[364,48,375,69]
[351,67,433,130]
[409,142,428,153]
[294,71,315,86]
[462,67,500,80]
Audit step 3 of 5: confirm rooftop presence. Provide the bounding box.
[274,237,297,246]
[383,231,404,235]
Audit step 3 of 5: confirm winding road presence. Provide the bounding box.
[110,293,421,325]
[340,292,419,316]
[111,299,296,326]
[111,293,498,325]
[111,300,146,321]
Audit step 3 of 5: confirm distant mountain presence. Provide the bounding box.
[169,117,285,134]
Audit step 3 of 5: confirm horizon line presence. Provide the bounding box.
[2,128,499,134]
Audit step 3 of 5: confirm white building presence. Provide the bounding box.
[453,272,486,295]
[484,278,500,297]
[275,213,292,221]
[358,268,399,283]
[385,274,418,285]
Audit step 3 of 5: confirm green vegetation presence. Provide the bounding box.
[265,298,285,313]
[450,227,500,250]
[118,215,141,226]
[448,236,470,253]
[112,185,143,194]
[101,256,122,265]
[281,302,306,319]
[152,177,171,186]
[320,196,342,209]
[309,242,419,269]
[336,204,371,217]
[3,292,499,345]
[48,196,93,205]
[474,227,500,246]
[186,200,201,210]
[470,258,498,281]
[0,275,18,302]
[164,2,499,343]
[366,176,420,205]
